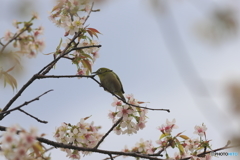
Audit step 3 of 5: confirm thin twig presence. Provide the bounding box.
[103,155,120,160]
[108,154,114,160]
[43,147,55,153]
[36,74,94,79]
[0,89,53,116]
[92,9,100,12]
[18,108,48,124]
[94,118,123,149]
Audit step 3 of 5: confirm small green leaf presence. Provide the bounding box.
[175,138,185,154]
[56,38,63,51]
[159,133,169,139]
[179,135,190,140]
[81,59,92,73]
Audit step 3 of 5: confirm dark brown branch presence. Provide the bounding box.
[103,155,120,160]
[18,108,48,124]
[0,75,37,120]
[36,137,164,160]
[92,9,100,12]
[35,74,170,112]
[0,90,53,116]
[94,118,123,149]
[63,56,74,61]
[36,74,94,79]
[108,154,114,160]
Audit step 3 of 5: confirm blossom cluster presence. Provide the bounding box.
[122,120,212,160]
[109,94,148,135]
[3,14,45,58]
[49,0,100,75]
[0,125,47,160]
[49,0,92,36]
[54,118,103,159]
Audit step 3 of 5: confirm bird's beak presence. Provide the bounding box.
[92,71,97,75]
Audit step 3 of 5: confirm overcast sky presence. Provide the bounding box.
[1,0,240,160]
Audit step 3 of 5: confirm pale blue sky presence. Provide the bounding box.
[1,0,239,160]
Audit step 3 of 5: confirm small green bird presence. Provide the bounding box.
[93,68,126,101]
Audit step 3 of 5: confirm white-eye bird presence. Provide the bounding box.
[93,68,126,101]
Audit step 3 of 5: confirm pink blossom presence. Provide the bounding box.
[117,105,133,120]
[111,97,122,107]
[194,124,207,137]
[4,30,13,41]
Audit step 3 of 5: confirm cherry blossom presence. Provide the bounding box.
[194,124,207,137]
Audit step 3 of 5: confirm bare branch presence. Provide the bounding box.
[36,74,94,79]
[18,108,48,124]
[108,154,114,160]
[0,89,53,117]
[103,155,120,160]
[92,9,100,12]
[94,118,123,149]
[36,137,165,160]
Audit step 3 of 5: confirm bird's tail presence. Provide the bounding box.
[117,93,126,102]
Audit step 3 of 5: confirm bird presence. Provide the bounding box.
[93,67,126,101]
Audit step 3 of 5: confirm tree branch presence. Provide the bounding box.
[108,154,114,160]
[94,118,123,149]
[0,89,53,117]
[18,108,48,124]
[36,137,165,160]
[103,155,120,160]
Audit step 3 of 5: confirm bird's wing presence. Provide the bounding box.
[113,71,125,94]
